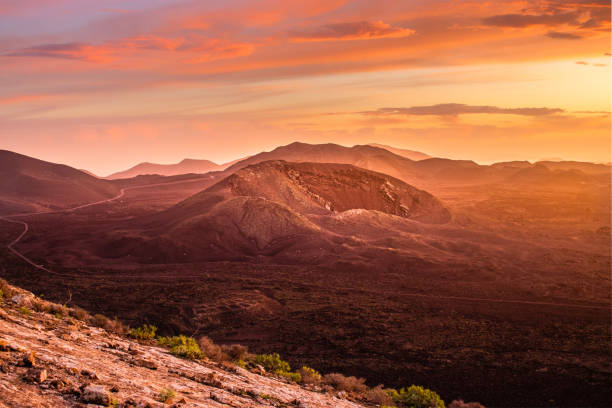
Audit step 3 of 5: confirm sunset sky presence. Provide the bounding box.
[1,0,610,175]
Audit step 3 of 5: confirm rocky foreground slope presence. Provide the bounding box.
[0,282,364,408]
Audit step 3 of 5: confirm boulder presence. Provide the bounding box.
[10,294,32,307]
[81,384,110,405]
[133,358,158,370]
[25,368,47,383]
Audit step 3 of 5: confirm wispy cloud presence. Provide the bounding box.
[482,0,610,37]
[360,104,564,117]
[289,21,414,42]
[482,12,581,28]
[4,42,114,62]
[4,35,255,64]
[546,31,583,40]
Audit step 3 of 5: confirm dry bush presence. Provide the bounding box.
[90,314,108,327]
[322,373,368,393]
[90,314,128,334]
[365,385,394,406]
[68,305,90,321]
[49,303,68,317]
[449,400,485,408]
[105,317,129,334]
[198,336,226,361]
[0,278,15,299]
[222,344,249,362]
[31,298,51,313]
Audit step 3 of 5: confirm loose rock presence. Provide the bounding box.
[81,384,110,405]
[25,368,47,383]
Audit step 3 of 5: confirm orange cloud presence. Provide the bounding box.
[290,21,415,42]
[0,94,54,105]
[5,35,255,65]
[5,42,115,63]
[361,104,565,117]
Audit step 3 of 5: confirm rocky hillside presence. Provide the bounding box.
[0,282,365,408]
[94,161,451,263]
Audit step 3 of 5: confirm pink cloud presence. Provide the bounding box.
[290,21,415,42]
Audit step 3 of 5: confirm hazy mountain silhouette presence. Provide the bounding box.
[106,158,224,179]
[367,143,431,160]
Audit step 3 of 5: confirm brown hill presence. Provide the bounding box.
[222,142,513,188]
[0,150,120,214]
[98,161,450,263]
[223,142,427,185]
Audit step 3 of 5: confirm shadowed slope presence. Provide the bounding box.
[98,161,450,263]
[0,150,119,213]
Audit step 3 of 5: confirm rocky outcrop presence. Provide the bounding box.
[0,284,364,408]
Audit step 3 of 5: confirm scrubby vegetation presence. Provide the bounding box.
[0,278,469,407]
[254,353,302,382]
[129,324,157,340]
[386,385,446,408]
[158,335,202,359]
[157,388,175,403]
[298,366,322,384]
[18,306,31,316]
[322,372,368,393]
[0,278,15,299]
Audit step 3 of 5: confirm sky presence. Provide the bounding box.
[0,0,610,176]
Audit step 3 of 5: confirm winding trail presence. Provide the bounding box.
[0,176,609,311]
[0,177,214,275]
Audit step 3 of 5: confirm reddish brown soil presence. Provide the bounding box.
[0,146,610,407]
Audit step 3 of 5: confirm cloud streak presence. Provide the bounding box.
[546,31,583,40]
[482,12,581,28]
[4,35,255,64]
[289,21,414,42]
[361,104,565,117]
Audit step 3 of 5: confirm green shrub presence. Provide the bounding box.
[279,370,302,383]
[157,388,175,403]
[158,335,202,359]
[387,385,445,408]
[18,306,31,316]
[130,324,157,340]
[254,353,303,382]
[0,288,3,300]
[298,366,322,384]
[255,353,291,373]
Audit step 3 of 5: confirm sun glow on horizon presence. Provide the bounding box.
[0,0,610,174]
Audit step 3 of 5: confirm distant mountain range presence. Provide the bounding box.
[106,158,224,179]
[2,143,609,215]
[367,143,431,160]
